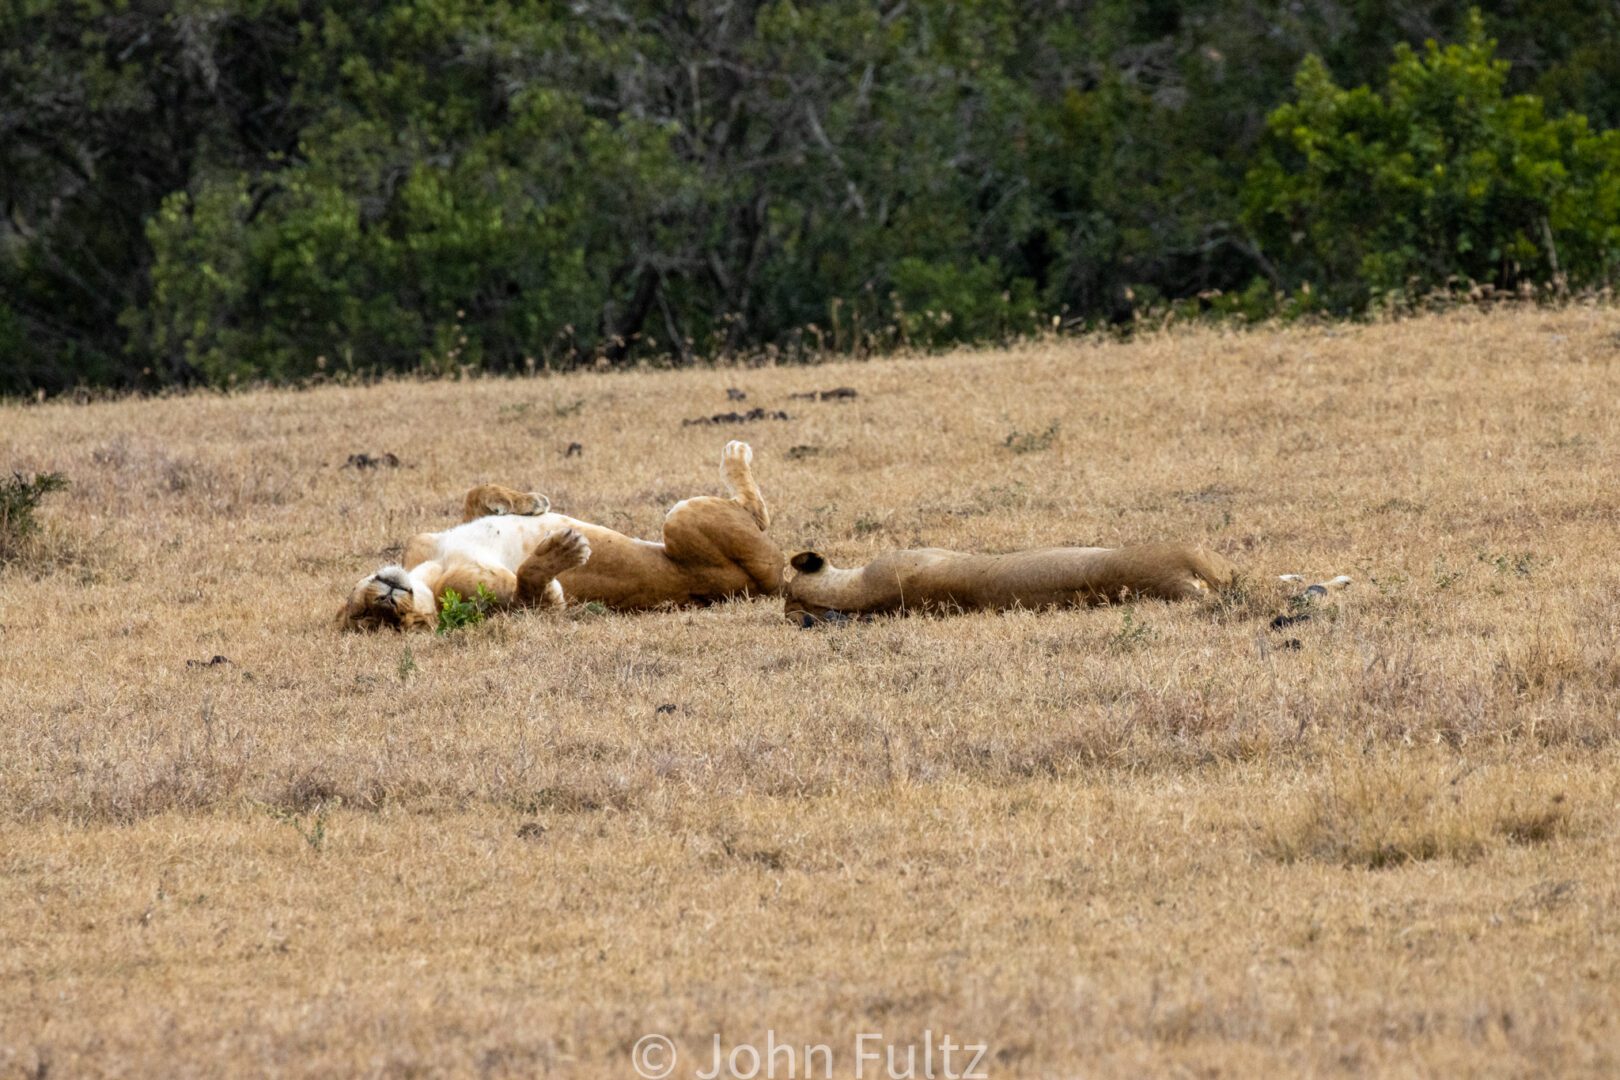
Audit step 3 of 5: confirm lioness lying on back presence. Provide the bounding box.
[339,441,783,631]
[783,543,1347,624]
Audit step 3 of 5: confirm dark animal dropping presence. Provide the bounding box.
[789,387,858,401]
[344,452,401,470]
[682,408,790,426]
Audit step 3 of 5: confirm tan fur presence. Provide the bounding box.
[339,441,783,631]
[783,542,1240,623]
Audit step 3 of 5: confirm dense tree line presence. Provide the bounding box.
[4,1,1620,393]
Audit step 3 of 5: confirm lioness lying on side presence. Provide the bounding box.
[783,543,1347,625]
[339,441,783,631]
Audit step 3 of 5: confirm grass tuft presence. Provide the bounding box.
[1496,795,1571,845]
[1268,758,1578,869]
[1269,759,1485,869]
[1002,420,1060,453]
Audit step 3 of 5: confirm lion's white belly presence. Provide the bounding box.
[429,513,577,572]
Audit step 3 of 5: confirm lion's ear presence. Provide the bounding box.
[790,551,826,574]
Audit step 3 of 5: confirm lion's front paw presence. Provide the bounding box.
[520,491,552,516]
[722,440,754,467]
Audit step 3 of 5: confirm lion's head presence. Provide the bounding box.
[337,565,436,632]
[783,550,865,627]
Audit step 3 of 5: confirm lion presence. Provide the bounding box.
[783,542,1348,625]
[339,440,783,631]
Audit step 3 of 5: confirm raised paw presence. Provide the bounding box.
[722,440,754,467]
[492,490,549,516]
[463,483,550,521]
[526,526,591,577]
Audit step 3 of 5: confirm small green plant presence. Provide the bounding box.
[552,398,586,418]
[436,583,499,634]
[1482,550,1539,577]
[397,648,417,682]
[267,801,333,853]
[1109,609,1156,651]
[0,470,68,560]
[1002,421,1060,454]
[1433,560,1465,591]
[1371,572,1408,598]
[570,600,609,622]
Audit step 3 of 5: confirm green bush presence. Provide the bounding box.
[0,471,68,562]
[7,3,1620,392]
[436,584,499,634]
[1244,11,1620,309]
[891,258,1041,350]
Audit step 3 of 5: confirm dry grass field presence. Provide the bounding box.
[3,306,1619,1077]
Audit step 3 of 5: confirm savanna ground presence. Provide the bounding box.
[2,306,1619,1077]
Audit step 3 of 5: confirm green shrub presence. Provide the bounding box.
[0,471,68,562]
[891,258,1042,349]
[437,584,499,634]
[1244,10,1620,310]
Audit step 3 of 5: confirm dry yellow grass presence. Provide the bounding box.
[3,305,1619,1077]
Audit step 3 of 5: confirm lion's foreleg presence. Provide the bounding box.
[460,483,551,523]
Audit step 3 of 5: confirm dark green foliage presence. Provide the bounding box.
[0,471,68,560]
[3,3,1620,393]
[1245,13,1620,309]
[437,584,498,634]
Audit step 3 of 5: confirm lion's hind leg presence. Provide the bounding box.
[516,527,592,609]
[461,483,551,523]
[662,496,785,596]
[718,440,769,530]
